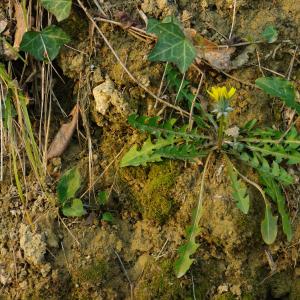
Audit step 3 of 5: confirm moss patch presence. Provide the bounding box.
[134,258,188,300]
[76,260,108,285]
[121,161,180,223]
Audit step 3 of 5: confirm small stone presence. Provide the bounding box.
[217,283,229,293]
[40,263,51,277]
[10,209,17,216]
[0,272,10,285]
[19,269,27,280]
[19,280,28,289]
[93,75,131,116]
[0,20,8,33]
[0,247,8,256]
[19,224,47,266]
[92,68,104,84]
[295,267,300,277]
[225,126,240,138]
[52,157,61,167]
[230,284,242,296]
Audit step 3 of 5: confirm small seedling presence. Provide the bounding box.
[97,191,109,206]
[96,190,115,223]
[101,212,115,223]
[261,25,278,43]
[57,167,86,217]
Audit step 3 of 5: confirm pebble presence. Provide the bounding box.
[19,280,28,289]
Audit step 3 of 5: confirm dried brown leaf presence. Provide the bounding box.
[47,104,80,160]
[14,1,27,49]
[114,10,140,29]
[193,34,235,70]
[0,19,8,34]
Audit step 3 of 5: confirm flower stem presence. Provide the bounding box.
[217,116,225,149]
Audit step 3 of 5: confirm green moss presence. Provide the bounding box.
[213,293,236,300]
[290,278,300,300]
[135,259,186,300]
[59,10,88,41]
[241,294,254,300]
[269,271,291,298]
[193,280,211,300]
[120,161,179,223]
[139,162,179,223]
[77,260,108,285]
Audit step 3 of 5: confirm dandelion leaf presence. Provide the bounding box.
[261,203,278,244]
[255,77,299,113]
[227,161,250,214]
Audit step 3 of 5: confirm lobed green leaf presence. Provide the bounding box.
[20,25,70,61]
[40,0,72,22]
[147,17,196,73]
[174,224,201,278]
[238,152,294,185]
[120,136,174,167]
[227,160,250,214]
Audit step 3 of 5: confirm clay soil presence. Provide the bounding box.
[1,0,300,299]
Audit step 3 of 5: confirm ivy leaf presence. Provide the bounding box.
[147,17,196,73]
[261,203,278,244]
[261,25,278,43]
[40,0,72,22]
[120,136,174,167]
[227,160,250,214]
[20,25,70,61]
[57,167,81,205]
[255,77,299,113]
[62,198,86,217]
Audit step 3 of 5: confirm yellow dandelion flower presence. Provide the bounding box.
[207,86,236,102]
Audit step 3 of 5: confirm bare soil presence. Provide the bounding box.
[1,0,300,299]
